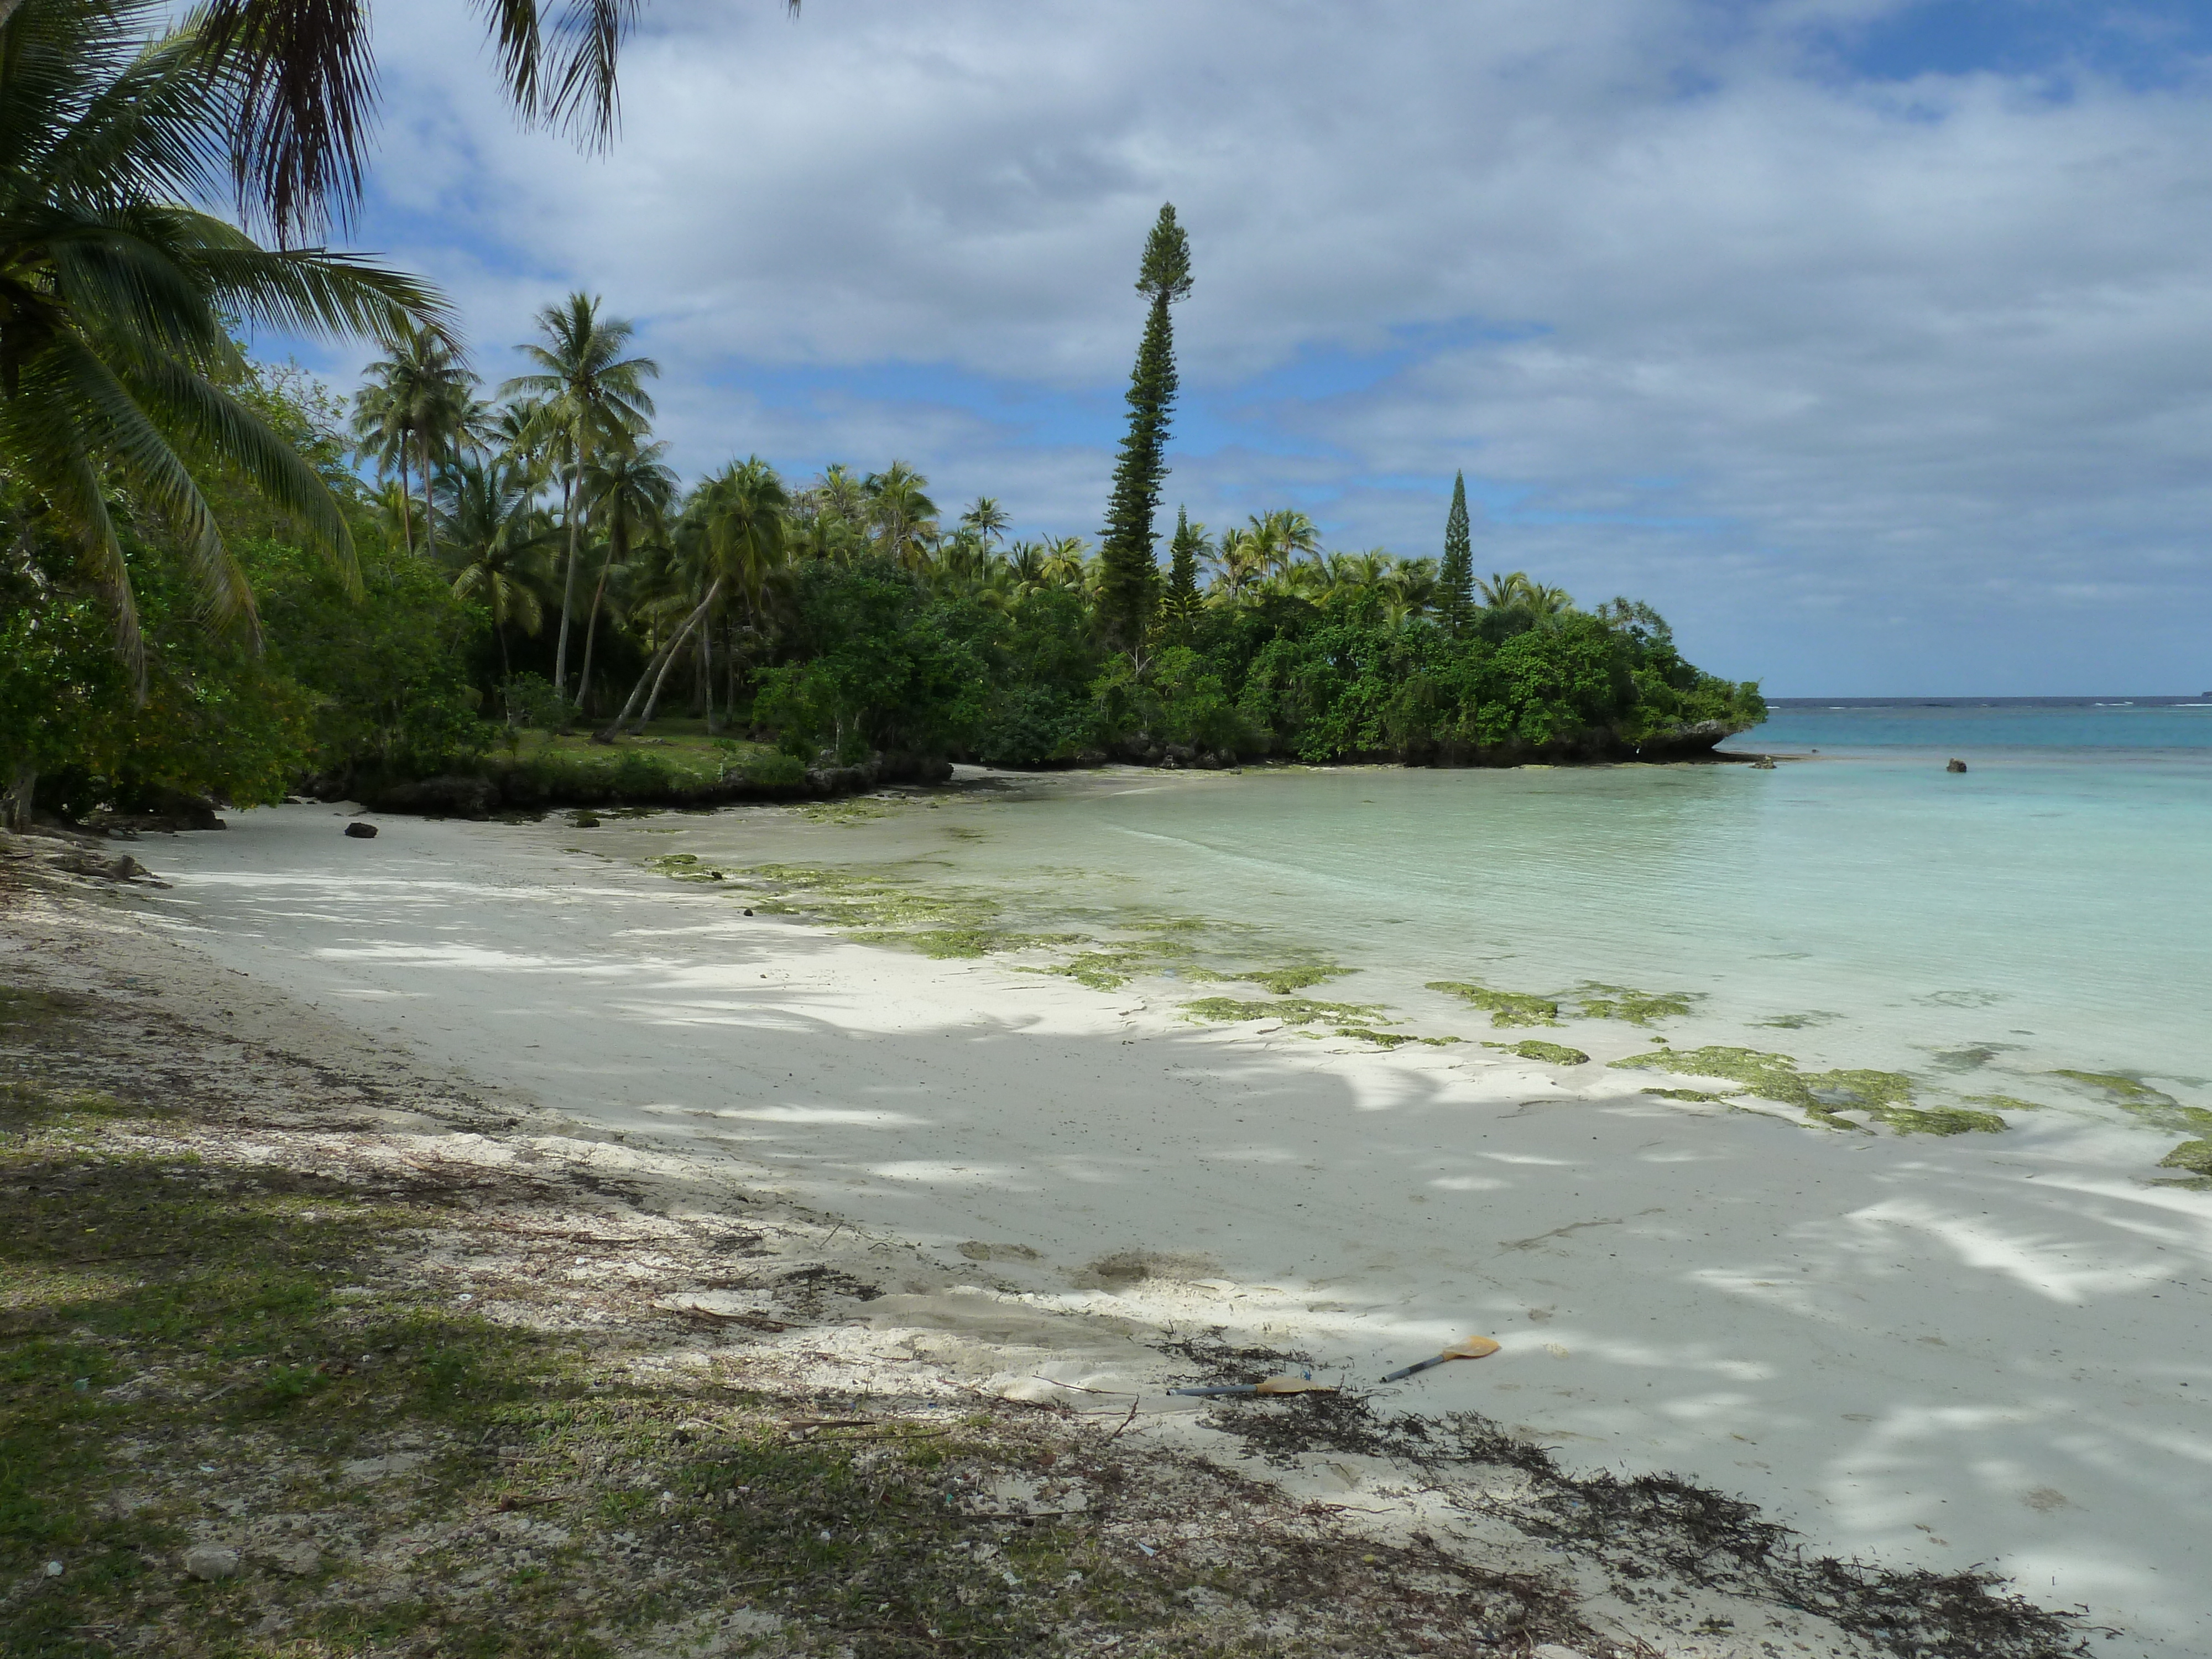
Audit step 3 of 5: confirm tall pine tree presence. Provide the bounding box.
[1162,506,1202,640]
[1098,204,1192,652]
[1439,469,1474,637]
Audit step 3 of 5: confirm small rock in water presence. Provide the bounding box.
[345,822,379,839]
[574,813,601,827]
[1946,758,1968,773]
[182,1545,241,1580]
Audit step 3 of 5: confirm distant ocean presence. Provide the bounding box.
[1740,694,2212,752]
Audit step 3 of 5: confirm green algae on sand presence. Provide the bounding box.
[2050,1070,2212,1135]
[1328,1027,1459,1050]
[1485,1039,1592,1066]
[1573,984,1699,1025]
[1427,980,1561,1028]
[1609,1045,2005,1135]
[2158,1139,2212,1177]
[1182,997,1383,1027]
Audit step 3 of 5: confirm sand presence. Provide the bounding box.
[72,798,2212,1656]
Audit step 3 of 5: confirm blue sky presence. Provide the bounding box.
[273,0,2212,695]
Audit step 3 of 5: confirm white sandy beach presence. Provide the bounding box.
[116,797,2211,1658]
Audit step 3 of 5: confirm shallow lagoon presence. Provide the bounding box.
[660,732,2212,1159]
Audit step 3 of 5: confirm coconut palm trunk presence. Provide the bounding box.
[577,562,611,718]
[554,472,581,696]
[397,447,415,554]
[598,581,720,738]
[418,430,439,557]
[3,764,35,833]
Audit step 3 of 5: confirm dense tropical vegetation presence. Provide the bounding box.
[0,2,1760,828]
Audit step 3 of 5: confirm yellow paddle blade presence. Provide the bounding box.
[1253,1375,1338,1395]
[1441,1336,1501,1361]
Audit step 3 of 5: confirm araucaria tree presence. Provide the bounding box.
[1439,469,1474,637]
[1162,507,1203,640]
[1097,204,1192,653]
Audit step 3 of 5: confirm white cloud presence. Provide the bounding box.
[311,0,2212,691]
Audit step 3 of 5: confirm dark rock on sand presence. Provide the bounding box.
[344,822,379,839]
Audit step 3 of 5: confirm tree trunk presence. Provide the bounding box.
[397,448,415,556]
[577,555,612,719]
[553,471,580,698]
[419,431,439,558]
[701,623,718,735]
[597,582,719,741]
[2,762,34,833]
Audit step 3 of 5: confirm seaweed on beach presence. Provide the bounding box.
[1484,1039,1591,1066]
[1610,1045,2006,1135]
[1159,1332,2089,1659]
[1180,996,1383,1026]
[1426,980,1561,1027]
[1573,983,1700,1025]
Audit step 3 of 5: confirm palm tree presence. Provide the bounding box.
[864,461,937,570]
[573,435,677,713]
[959,496,1009,550]
[1039,535,1090,591]
[0,0,443,685]
[1478,570,1535,608]
[195,0,805,241]
[1205,527,1266,606]
[1380,557,1438,625]
[502,292,659,700]
[602,457,788,738]
[352,319,476,556]
[1247,508,1321,578]
[437,455,554,676]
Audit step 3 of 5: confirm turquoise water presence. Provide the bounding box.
[682,703,2212,1140]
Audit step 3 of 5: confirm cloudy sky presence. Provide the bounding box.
[285,0,2212,694]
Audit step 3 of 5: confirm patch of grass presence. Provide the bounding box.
[1426,981,1561,1029]
[495,731,785,802]
[1607,1045,2001,1135]
[1181,997,1383,1026]
[0,1084,580,1658]
[1484,1039,1591,1066]
[1574,984,1699,1025]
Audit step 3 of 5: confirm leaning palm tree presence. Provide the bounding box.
[502,292,659,700]
[600,457,787,738]
[0,0,444,681]
[438,455,554,676]
[573,434,677,714]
